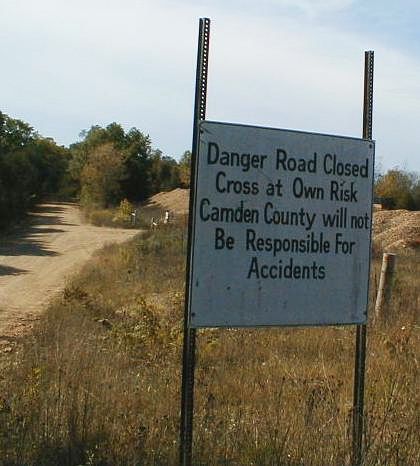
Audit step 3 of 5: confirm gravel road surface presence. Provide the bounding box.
[0,203,138,347]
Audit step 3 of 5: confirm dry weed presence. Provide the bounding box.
[0,227,418,465]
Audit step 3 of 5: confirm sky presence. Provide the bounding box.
[1,0,419,172]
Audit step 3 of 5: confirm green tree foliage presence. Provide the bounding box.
[375,168,420,210]
[1,113,189,226]
[71,123,182,207]
[149,149,181,193]
[0,111,71,228]
[121,127,154,201]
[70,123,151,202]
[0,111,35,152]
[178,150,191,188]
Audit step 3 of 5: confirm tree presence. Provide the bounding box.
[375,169,419,210]
[412,182,420,210]
[148,149,181,193]
[120,127,153,201]
[0,111,71,227]
[29,138,72,194]
[80,142,126,208]
[0,111,37,153]
[178,150,191,188]
[70,123,153,202]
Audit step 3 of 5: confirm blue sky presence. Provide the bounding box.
[1,0,419,172]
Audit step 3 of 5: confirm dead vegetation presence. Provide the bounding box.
[0,221,418,465]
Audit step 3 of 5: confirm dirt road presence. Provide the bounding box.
[0,203,139,346]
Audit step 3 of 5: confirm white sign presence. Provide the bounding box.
[189,121,375,327]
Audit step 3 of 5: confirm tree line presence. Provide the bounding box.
[0,112,70,228]
[69,122,191,207]
[0,112,191,228]
[1,110,418,229]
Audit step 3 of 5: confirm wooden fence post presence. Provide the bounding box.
[374,253,396,320]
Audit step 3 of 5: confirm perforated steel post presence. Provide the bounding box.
[352,50,374,466]
[180,17,210,466]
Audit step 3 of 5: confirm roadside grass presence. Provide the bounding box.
[82,202,183,230]
[0,226,418,465]
[82,207,140,229]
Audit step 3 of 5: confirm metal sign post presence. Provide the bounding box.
[180,19,375,465]
[180,17,210,466]
[352,50,374,466]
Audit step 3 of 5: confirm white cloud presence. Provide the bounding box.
[0,0,418,170]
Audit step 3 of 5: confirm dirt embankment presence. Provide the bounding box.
[0,203,138,347]
[144,188,190,216]
[373,209,420,254]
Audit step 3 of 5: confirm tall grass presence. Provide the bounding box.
[0,226,418,465]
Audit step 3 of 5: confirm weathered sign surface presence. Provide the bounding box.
[189,121,375,327]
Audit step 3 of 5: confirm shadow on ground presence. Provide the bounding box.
[0,203,73,263]
[0,265,28,276]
